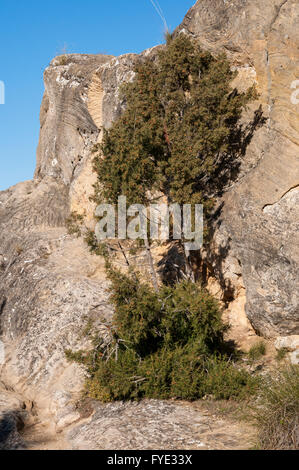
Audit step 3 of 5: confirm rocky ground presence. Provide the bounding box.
[1,396,255,451]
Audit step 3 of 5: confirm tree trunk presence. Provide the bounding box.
[144,238,159,292]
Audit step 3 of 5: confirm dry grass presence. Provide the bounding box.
[254,365,299,449]
[248,341,266,361]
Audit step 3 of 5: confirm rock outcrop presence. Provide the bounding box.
[0,54,115,433]
[177,0,299,337]
[0,0,298,448]
[67,400,254,451]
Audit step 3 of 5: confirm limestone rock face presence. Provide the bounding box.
[0,0,298,447]
[0,55,116,430]
[0,194,111,428]
[35,54,113,185]
[177,0,299,336]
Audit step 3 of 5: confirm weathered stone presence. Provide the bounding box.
[275,335,299,364]
[67,400,254,450]
[35,54,113,185]
[177,0,299,337]
[275,335,299,351]
[289,350,299,365]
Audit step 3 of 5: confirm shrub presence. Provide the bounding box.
[141,350,259,401]
[255,365,299,450]
[276,348,289,362]
[107,268,163,357]
[86,349,141,402]
[67,269,258,402]
[199,357,260,400]
[107,268,228,358]
[130,344,210,401]
[248,341,266,361]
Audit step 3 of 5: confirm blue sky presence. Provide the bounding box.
[0,0,195,191]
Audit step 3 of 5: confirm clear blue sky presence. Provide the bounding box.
[0,0,195,191]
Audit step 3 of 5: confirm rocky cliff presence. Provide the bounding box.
[0,0,298,449]
[177,0,299,339]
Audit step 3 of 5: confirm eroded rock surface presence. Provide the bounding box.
[177,0,299,336]
[67,400,254,451]
[0,55,115,436]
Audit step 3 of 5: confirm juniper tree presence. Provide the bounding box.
[66,267,259,402]
[93,33,257,207]
[67,37,263,401]
[92,33,258,287]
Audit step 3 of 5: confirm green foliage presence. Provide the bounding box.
[107,268,163,356]
[67,35,262,406]
[248,341,266,361]
[254,365,299,450]
[106,267,227,358]
[86,349,141,402]
[93,34,257,208]
[199,357,260,400]
[67,268,258,402]
[276,348,289,362]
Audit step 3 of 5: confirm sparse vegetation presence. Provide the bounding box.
[254,365,299,450]
[248,341,266,361]
[66,211,85,237]
[276,347,289,362]
[56,55,69,66]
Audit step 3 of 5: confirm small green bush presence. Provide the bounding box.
[199,357,260,400]
[255,365,299,450]
[276,348,289,362]
[107,269,227,357]
[248,341,266,361]
[70,345,258,403]
[67,269,258,402]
